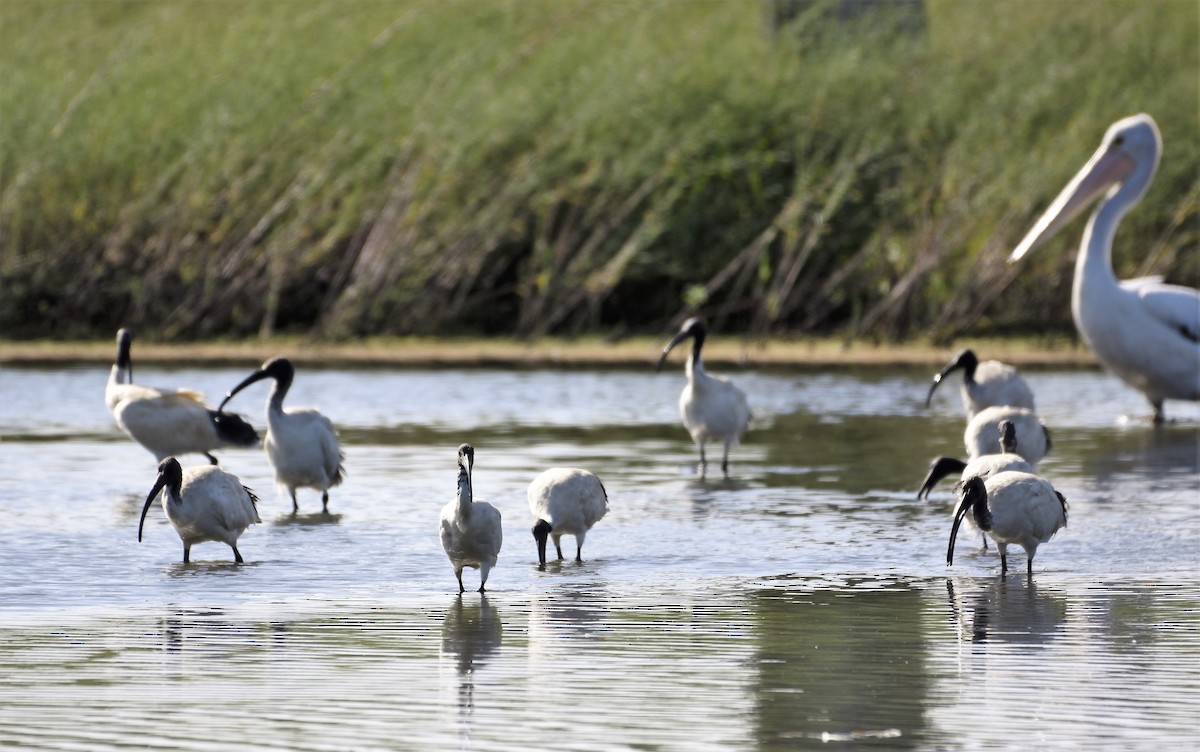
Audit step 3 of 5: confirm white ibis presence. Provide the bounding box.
[964,405,1050,465]
[137,457,261,563]
[656,317,753,479]
[220,357,344,514]
[528,467,609,567]
[920,419,1035,552]
[918,420,1034,500]
[1008,113,1200,422]
[925,348,1035,418]
[105,328,258,464]
[947,472,1068,576]
[440,444,503,593]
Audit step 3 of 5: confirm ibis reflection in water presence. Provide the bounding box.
[220,357,345,514]
[137,457,261,563]
[440,444,503,594]
[105,328,258,465]
[948,473,1068,577]
[925,348,1035,419]
[528,467,609,568]
[656,318,753,479]
[1008,113,1200,422]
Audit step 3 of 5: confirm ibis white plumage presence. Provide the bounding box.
[925,348,1035,418]
[918,420,1034,501]
[440,444,503,593]
[137,457,261,563]
[657,318,753,479]
[528,467,609,567]
[105,328,259,464]
[947,472,1068,576]
[964,405,1050,466]
[220,357,344,514]
[1008,113,1200,422]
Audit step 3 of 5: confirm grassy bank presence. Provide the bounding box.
[1,0,1196,343]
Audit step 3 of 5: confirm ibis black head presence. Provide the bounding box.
[532,519,553,567]
[948,475,992,567]
[220,356,295,412]
[656,317,708,372]
[115,328,134,382]
[926,348,980,407]
[917,456,968,500]
[139,457,183,544]
[457,443,475,471]
[998,420,1018,454]
[210,410,260,449]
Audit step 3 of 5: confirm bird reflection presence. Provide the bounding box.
[946,577,1067,645]
[441,595,503,714]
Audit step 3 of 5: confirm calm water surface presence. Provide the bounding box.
[0,363,1197,750]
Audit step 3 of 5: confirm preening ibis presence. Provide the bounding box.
[440,444,503,593]
[925,348,1035,418]
[528,467,609,567]
[918,420,1034,500]
[220,357,344,514]
[105,328,258,464]
[964,405,1051,466]
[1008,114,1199,422]
[137,457,261,563]
[656,318,753,479]
[948,473,1068,576]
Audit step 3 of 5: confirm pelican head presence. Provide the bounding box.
[1009,114,1161,263]
[656,317,707,372]
[925,348,979,407]
[139,457,183,543]
[948,476,993,567]
[220,357,295,412]
[532,519,553,567]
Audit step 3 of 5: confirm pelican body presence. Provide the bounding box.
[656,318,753,478]
[440,444,503,593]
[1009,114,1199,422]
[528,467,609,567]
[925,348,1035,418]
[105,329,258,464]
[964,405,1050,466]
[138,457,261,563]
[221,357,344,513]
[948,473,1068,576]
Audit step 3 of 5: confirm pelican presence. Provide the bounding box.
[925,348,1034,418]
[137,457,261,563]
[440,444,502,593]
[964,405,1050,465]
[918,420,1034,500]
[220,357,344,514]
[105,328,258,464]
[656,317,753,478]
[528,467,609,567]
[1008,114,1200,422]
[947,473,1068,576]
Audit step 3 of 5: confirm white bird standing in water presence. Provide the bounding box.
[925,348,1035,419]
[948,473,1068,577]
[964,405,1051,466]
[657,318,753,479]
[220,357,344,514]
[105,328,258,464]
[528,467,609,567]
[440,444,503,593]
[1008,113,1200,422]
[137,457,261,563]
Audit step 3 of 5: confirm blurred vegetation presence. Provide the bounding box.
[1,0,1196,342]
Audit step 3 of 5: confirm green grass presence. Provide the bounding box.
[1,0,1196,342]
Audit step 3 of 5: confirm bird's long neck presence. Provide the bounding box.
[685,334,706,382]
[267,377,291,414]
[456,483,474,519]
[1075,191,1129,301]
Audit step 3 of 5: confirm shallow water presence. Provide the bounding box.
[0,362,1197,750]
